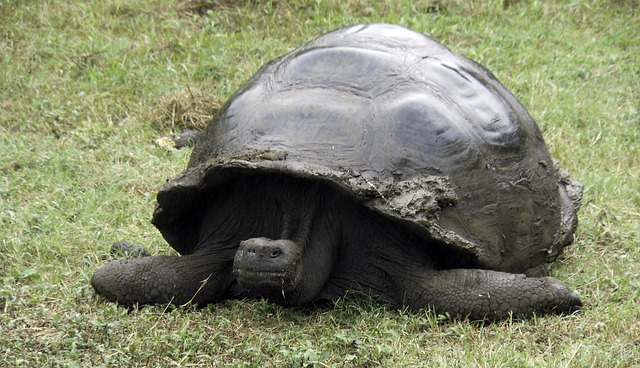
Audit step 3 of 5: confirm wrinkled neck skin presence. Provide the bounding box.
[217,173,438,307]
[274,185,347,305]
[198,174,343,306]
[221,175,433,308]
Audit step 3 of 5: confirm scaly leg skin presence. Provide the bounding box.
[91,252,234,308]
[400,268,582,320]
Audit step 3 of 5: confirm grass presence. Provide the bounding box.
[1,0,638,366]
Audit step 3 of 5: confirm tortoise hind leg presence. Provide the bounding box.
[396,268,581,320]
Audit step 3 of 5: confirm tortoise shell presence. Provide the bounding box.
[152,24,581,277]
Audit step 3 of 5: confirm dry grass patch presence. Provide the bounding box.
[151,87,222,132]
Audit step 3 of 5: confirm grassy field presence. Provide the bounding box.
[1,0,638,366]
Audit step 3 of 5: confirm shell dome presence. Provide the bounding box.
[153,24,582,277]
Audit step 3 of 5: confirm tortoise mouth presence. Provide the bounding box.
[232,267,302,293]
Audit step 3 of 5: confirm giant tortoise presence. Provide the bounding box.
[92,24,583,320]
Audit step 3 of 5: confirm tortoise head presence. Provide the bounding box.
[232,237,304,300]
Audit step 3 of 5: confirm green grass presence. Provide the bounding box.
[1,0,639,366]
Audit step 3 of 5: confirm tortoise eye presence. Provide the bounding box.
[270,249,281,258]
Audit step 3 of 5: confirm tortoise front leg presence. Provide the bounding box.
[91,248,236,308]
[397,268,582,320]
